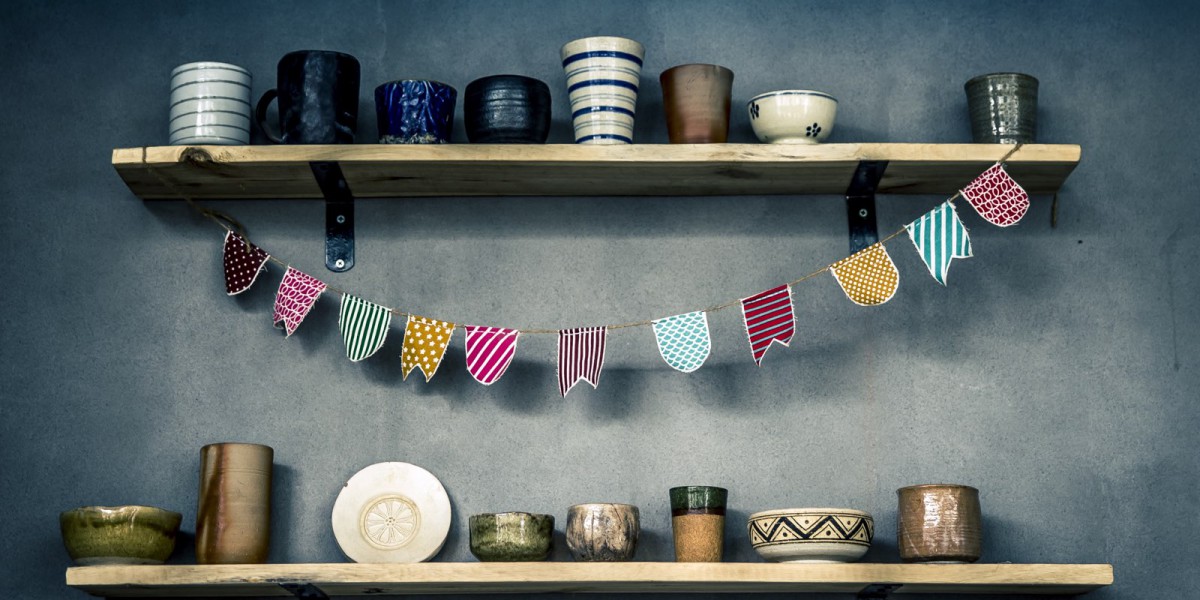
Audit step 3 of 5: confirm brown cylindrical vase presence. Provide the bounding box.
[660,64,734,143]
[196,443,273,564]
[897,484,982,563]
[669,486,726,562]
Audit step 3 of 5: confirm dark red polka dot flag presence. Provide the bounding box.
[223,231,270,295]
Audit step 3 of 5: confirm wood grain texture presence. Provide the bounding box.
[111,144,1081,200]
[66,562,1112,597]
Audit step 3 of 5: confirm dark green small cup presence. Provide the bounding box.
[669,486,728,514]
[469,512,554,561]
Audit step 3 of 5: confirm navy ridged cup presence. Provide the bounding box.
[374,80,457,144]
[465,75,552,144]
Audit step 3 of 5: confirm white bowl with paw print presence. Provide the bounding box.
[747,90,837,144]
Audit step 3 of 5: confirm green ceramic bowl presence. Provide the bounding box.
[60,505,182,565]
[469,512,554,561]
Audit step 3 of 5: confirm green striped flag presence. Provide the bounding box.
[906,201,973,285]
[338,294,392,362]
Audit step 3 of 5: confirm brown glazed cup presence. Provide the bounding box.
[660,64,734,143]
[669,485,727,562]
[196,443,273,564]
[565,503,640,561]
[897,484,982,562]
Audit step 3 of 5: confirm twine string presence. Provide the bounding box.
[139,143,1023,335]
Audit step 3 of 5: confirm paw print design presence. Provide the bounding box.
[750,102,760,120]
[806,122,822,137]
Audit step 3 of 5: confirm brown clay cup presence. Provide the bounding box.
[669,485,727,562]
[660,64,734,143]
[897,484,982,563]
[565,503,640,561]
[196,443,273,564]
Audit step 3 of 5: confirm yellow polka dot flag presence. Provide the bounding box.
[829,243,900,306]
[401,315,456,382]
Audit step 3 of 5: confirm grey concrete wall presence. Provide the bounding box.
[1,1,1195,598]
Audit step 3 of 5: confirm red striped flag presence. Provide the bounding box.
[741,284,795,365]
[464,326,520,385]
[557,327,607,396]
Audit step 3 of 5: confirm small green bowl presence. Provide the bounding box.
[469,512,554,561]
[60,505,182,565]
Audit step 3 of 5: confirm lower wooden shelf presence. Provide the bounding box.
[67,562,1113,597]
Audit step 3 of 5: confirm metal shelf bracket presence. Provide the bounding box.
[857,583,902,599]
[845,161,889,254]
[280,582,330,599]
[310,161,355,273]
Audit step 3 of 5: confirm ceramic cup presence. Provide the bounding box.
[669,486,727,562]
[965,72,1038,144]
[196,443,273,564]
[565,503,640,561]
[660,64,734,143]
[169,62,252,145]
[255,50,360,144]
[897,484,982,563]
[561,36,644,144]
[468,512,554,561]
[747,90,837,144]
[465,75,552,143]
[375,80,457,144]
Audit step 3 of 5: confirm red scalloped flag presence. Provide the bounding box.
[961,163,1029,227]
[272,267,326,336]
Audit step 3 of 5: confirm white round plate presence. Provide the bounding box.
[331,462,451,563]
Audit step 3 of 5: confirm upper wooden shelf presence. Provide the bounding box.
[67,562,1112,597]
[112,143,1081,200]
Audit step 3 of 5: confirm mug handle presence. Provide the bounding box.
[254,89,283,143]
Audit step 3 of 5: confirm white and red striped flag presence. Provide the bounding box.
[557,327,607,396]
[464,326,520,385]
[740,284,795,365]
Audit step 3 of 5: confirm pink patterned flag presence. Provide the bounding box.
[558,327,607,396]
[741,284,795,366]
[272,267,326,336]
[223,231,270,295]
[961,163,1029,227]
[464,326,521,385]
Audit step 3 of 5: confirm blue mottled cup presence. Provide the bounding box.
[374,80,457,144]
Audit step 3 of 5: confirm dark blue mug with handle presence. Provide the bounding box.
[255,50,360,144]
[375,80,457,144]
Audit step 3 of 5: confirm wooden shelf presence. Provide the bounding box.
[112,143,1081,200]
[67,562,1112,597]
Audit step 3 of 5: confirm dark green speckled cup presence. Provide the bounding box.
[469,512,554,561]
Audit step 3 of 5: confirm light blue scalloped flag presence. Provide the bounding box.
[652,311,711,373]
[906,200,973,285]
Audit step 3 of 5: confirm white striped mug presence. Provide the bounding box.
[169,61,252,145]
[561,36,644,144]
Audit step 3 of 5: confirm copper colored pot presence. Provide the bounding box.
[196,443,273,564]
[660,64,734,143]
[896,484,982,563]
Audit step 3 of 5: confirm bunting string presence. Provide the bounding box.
[147,143,1025,336]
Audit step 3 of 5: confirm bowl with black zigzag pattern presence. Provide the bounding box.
[747,508,873,563]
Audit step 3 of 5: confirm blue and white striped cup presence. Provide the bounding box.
[169,62,252,145]
[561,36,644,144]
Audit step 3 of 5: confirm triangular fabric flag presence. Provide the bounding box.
[960,163,1029,227]
[464,326,520,385]
[557,327,607,396]
[338,295,392,362]
[223,231,270,295]
[830,243,900,306]
[741,284,795,366]
[272,267,326,336]
[401,315,456,382]
[906,201,973,285]
[652,311,711,373]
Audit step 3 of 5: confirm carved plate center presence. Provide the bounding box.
[360,494,421,549]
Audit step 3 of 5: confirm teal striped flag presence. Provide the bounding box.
[338,294,392,362]
[906,201,972,285]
